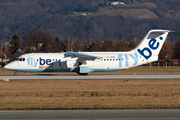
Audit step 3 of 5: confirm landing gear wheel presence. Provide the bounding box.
[79,73,88,76]
[14,72,18,76]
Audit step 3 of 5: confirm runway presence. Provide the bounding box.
[0,74,180,80]
[0,109,180,120]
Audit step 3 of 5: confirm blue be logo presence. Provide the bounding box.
[137,37,163,60]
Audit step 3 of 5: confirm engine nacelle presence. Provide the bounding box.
[66,59,78,69]
[79,66,89,73]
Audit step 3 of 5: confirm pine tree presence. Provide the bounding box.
[3,45,5,52]
[9,34,21,52]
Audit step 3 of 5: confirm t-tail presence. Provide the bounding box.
[131,29,171,64]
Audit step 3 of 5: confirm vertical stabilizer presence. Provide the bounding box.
[132,30,170,62]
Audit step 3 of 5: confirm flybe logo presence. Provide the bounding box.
[27,57,53,67]
[137,37,163,60]
[117,52,138,67]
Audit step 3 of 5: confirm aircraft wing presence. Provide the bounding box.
[65,52,99,60]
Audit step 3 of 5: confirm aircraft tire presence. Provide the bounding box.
[79,73,88,76]
[14,72,18,76]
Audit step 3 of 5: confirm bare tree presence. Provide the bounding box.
[77,38,89,51]
[101,39,115,51]
[114,38,130,51]
[52,37,65,52]
[159,40,173,59]
[88,42,101,51]
[173,38,180,59]
[22,29,54,53]
[64,36,78,51]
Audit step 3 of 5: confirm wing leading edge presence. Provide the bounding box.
[65,52,99,60]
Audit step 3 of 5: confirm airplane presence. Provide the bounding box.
[4,29,171,76]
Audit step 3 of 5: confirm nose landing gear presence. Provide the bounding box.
[14,72,18,76]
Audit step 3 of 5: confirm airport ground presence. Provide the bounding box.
[0,66,180,110]
[1,66,180,75]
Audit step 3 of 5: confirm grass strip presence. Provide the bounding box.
[0,79,180,110]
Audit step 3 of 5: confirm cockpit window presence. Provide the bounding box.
[19,58,23,61]
[17,58,25,62]
[15,58,19,61]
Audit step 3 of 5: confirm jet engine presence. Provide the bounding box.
[66,59,78,68]
[61,58,78,69]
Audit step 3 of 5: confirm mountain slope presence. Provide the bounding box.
[0,0,180,41]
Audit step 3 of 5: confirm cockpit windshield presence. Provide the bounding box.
[16,58,25,61]
[15,58,19,61]
[19,58,23,61]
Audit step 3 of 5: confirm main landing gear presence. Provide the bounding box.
[78,73,88,76]
[14,72,18,76]
[77,63,88,76]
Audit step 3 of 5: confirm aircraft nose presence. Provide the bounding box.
[4,64,10,69]
[4,61,18,70]
[4,62,16,70]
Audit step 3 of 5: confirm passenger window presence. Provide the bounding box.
[107,59,109,61]
[104,59,106,61]
[23,58,25,61]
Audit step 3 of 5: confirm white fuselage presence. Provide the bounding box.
[4,51,152,73]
